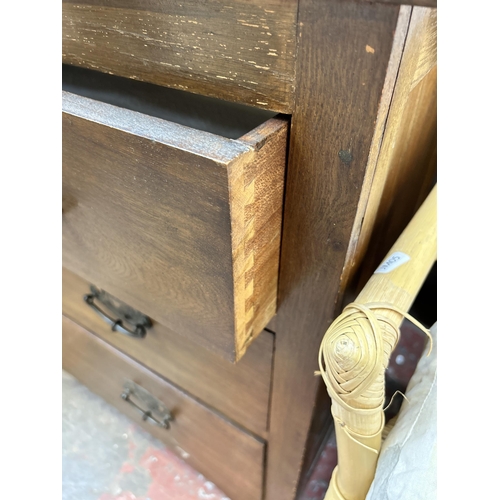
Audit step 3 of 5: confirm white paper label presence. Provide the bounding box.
[374,252,411,274]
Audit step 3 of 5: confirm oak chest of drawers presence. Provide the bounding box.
[62,1,437,499]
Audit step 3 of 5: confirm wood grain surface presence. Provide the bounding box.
[327,186,436,499]
[265,1,404,498]
[345,6,437,295]
[229,120,287,359]
[61,1,438,497]
[62,267,274,438]
[266,5,438,498]
[62,0,297,112]
[62,315,265,500]
[62,91,287,362]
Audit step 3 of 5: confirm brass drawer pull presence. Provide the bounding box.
[83,286,151,339]
[120,381,173,430]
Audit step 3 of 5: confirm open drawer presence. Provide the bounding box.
[62,65,287,362]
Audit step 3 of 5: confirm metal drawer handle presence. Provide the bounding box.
[121,388,173,429]
[84,292,150,339]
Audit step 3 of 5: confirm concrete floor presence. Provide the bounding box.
[62,370,230,500]
[62,369,339,500]
[62,318,428,500]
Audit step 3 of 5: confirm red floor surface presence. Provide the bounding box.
[98,446,230,500]
[63,320,427,500]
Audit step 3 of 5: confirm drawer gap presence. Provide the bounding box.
[63,64,277,139]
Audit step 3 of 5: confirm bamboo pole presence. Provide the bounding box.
[319,185,437,500]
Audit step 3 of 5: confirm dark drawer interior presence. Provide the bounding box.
[63,64,277,139]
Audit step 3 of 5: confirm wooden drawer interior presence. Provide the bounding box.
[62,64,288,362]
[63,64,277,139]
[63,315,265,500]
[62,266,274,438]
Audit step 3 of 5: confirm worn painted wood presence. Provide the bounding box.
[265,1,404,498]
[62,89,287,362]
[62,0,297,112]
[62,315,265,500]
[62,267,274,437]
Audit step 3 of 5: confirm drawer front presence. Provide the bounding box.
[63,315,265,500]
[62,89,287,362]
[62,266,273,437]
[62,0,297,112]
